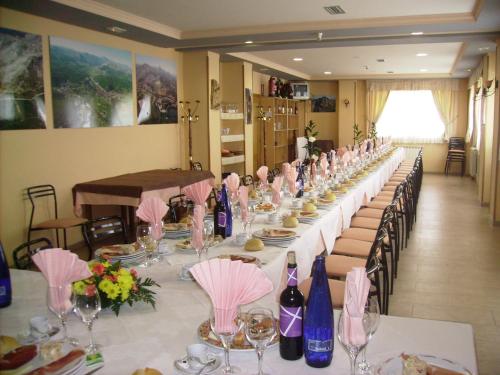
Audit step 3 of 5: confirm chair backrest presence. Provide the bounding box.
[241,175,254,187]
[26,185,58,229]
[167,194,193,223]
[12,238,53,270]
[191,162,203,171]
[448,137,465,150]
[83,216,127,253]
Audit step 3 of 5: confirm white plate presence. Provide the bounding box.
[253,229,296,241]
[174,354,221,374]
[374,353,472,375]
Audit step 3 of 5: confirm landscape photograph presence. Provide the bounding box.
[136,54,177,124]
[49,37,133,128]
[311,95,336,113]
[0,27,45,130]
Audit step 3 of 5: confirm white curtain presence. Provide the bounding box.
[432,89,459,140]
[465,88,474,143]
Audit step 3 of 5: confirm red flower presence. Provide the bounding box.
[85,284,97,297]
[130,269,138,279]
[132,284,138,292]
[104,274,117,282]
[92,263,105,276]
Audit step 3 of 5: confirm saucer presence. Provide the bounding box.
[174,354,221,374]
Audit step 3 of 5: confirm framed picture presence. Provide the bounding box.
[50,37,133,128]
[136,54,178,124]
[245,88,252,124]
[291,82,310,99]
[0,28,46,130]
[311,95,336,112]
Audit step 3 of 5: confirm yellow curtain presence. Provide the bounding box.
[432,89,459,140]
[465,88,474,143]
[366,89,389,132]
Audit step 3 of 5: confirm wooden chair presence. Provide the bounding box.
[12,238,53,270]
[26,185,87,249]
[82,216,128,260]
[445,137,465,176]
[167,194,193,223]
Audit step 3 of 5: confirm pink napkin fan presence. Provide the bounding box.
[330,150,336,175]
[33,249,92,311]
[181,180,213,251]
[282,163,291,177]
[137,197,168,240]
[271,176,284,205]
[238,185,249,222]
[256,166,269,188]
[285,166,298,196]
[224,173,240,201]
[341,267,371,346]
[319,153,328,178]
[190,258,273,332]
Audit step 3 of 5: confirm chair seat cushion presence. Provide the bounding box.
[341,228,377,242]
[356,208,384,218]
[299,278,345,308]
[389,177,406,183]
[448,149,465,153]
[325,254,365,277]
[32,217,88,229]
[365,200,389,210]
[350,216,380,230]
[333,238,371,257]
[384,181,400,186]
[377,191,394,197]
[382,185,397,191]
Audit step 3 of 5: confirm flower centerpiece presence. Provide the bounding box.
[368,122,378,148]
[73,259,160,316]
[303,120,321,161]
[353,123,363,146]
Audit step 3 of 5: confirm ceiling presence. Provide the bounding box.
[2,0,499,79]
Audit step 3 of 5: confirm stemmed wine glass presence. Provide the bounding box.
[243,209,256,240]
[357,296,381,374]
[137,224,157,268]
[73,289,101,354]
[337,297,380,375]
[244,308,277,375]
[47,285,78,345]
[210,307,243,374]
[200,220,214,260]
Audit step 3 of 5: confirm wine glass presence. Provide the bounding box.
[209,307,243,374]
[357,296,381,374]
[200,220,214,260]
[73,290,101,354]
[47,285,78,345]
[243,209,256,240]
[244,308,277,375]
[337,297,380,375]
[137,224,157,268]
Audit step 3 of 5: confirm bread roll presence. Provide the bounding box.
[0,335,20,355]
[244,238,264,251]
[132,368,163,375]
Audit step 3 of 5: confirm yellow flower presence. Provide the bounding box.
[117,274,133,291]
[121,288,130,302]
[73,281,86,295]
[106,284,121,300]
[102,261,111,268]
[98,279,113,294]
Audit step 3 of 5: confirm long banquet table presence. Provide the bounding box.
[0,149,478,374]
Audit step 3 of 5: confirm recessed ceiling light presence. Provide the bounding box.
[420,69,428,72]
[387,71,394,74]
[416,53,428,57]
[324,71,332,75]
[376,59,385,63]
[293,57,303,61]
[106,25,127,34]
[465,68,472,72]
[411,31,424,35]
[478,46,490,51]
[245,40,253,44]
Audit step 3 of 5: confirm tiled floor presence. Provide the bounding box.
[389,174,500,375]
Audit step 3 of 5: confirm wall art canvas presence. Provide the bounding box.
[50,37,133,128]
[136,54,177,124]
[311,95,336,112]
[0,28,46,130]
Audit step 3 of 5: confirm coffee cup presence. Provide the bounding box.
[30,316,50,337]
[187,343,209,368]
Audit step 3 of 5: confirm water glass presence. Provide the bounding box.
[244,308,277,375]
[73,291,101,354]
[137,224,157,268]
[47,285,78,345]
[209,307,243,374]
[358,296,381,373]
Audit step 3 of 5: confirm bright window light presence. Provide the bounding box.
[377,90,445,143]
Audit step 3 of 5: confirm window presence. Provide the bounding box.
[377,90,445,143]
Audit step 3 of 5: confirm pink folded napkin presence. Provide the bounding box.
[329,150,336,175]
[319,153,328,177]
[282,163,291,177]
[181,180,213,250]
[310,155,318,183]
[32,249,92,312]
[224,173,240,201]
[290,159,300,168]
[136,197,168,240]
[338,147,347,157]
[190,259,273,332]
[271,176,284,205]
[285,165,298,195]
[360,140,367,155]
[256,166,269,187]
[341,267,371,346]
[342,152,351,166]
[238,185,248,222]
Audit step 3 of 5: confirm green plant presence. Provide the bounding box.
[303,120,321,159]
[353,123,363,146]
[368,122,378,148]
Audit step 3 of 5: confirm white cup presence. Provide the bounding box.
[30,316,50,336]
[234,232,247,246]
[267,213,279,224]
[187,343,209,368]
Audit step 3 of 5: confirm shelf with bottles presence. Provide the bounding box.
[221,134,245,143]
[221,155,245,166]
[220,112,244,120]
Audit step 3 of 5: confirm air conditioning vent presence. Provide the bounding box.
[324,5,346,15]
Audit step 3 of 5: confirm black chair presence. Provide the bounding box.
[191,162,203,171]
[12,238,53,270]
[82,216,128,260]
[26,185,87,249]
[445,137,466,176]
[167,194,193,223]
[241,175,255,187]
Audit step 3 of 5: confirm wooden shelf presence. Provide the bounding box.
[221,112,244,120]
[275,144,288,148]
[274,129,287,132]
[221,155,245,165]
[221,134,245,143]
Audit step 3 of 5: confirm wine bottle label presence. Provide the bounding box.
[306,339,332,352]
[279,306,302,337]
[218,212,226,228]
[287,268,297,286]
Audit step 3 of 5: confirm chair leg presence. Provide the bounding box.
[55,229,60,248]
[63,229,68,249]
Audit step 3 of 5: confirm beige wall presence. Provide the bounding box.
[491,41,500,223]
[207,52,222,182]
[305,81,339,146]
[338,80,356,146]
[0,8,183,260]
[243,62,254,175]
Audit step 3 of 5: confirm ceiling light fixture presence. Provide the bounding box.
[416,53,428,57]
[420,69,428,72]
[293,57,303,61]
[376,59,385,63]
[411,31,424,35]
[317,32,323,41]
[324,71,332,75]
[465,68,472,72]
[245,40,253,44]
[478,46,490,51]
[387,71,394,74]
[107,25,127,34]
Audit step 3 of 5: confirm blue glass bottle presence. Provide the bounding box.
[221,184,232,237]
[295,163,304,198]
[0,242,12,308]
[303,256,333,368]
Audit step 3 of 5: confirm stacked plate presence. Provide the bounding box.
[164,223,191,239]
[95,244,145,266]
[297,211,319,224]
[316,198,336,209]
[253,228,297,248]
